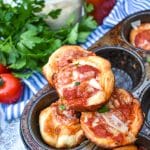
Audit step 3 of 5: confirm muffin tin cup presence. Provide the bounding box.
[89,10,150,68]
[121,10,150,53]
[94,46,145,94]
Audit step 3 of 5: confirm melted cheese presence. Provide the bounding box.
[92,118,99,127]
[107,126,119,135]
[84,116,88,123]
[102,114,128,133]
[73,70,79,80]
[87,92,105,106]
[88,78,101,89]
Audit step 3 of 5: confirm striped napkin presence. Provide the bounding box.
[0,0,150,128]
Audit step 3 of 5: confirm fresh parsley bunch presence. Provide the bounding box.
[0,0,97,78]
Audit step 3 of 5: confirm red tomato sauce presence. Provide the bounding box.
[117,104,133,120]
[63,83,99,101]
[135,29,150,50]
[113,133,124,144]
[76,65,99,75]
[86,116,112,138]
[92,125,112,137]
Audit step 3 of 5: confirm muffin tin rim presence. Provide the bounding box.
[93,46,146,93]
[121,10,150,52]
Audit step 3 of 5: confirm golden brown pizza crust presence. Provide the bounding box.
[39,100,85,148]
[80,88,144,149]
[42,45,95,86]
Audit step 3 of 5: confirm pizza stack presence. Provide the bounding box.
[40,45,144,149]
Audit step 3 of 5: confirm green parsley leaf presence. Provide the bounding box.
[74,82,80,86]
[79,16,97,30]
[9,56,26,69]
[0,1,97,78]
[84,3,94,13]
[67,23,79,44]
[48,9,62,19]
[66,13,77,26]
[78,31,90,43]
[19,30,43,49]
[98,105,109,113]
[59,104,66,111]
[0,52,7,65]
[13,71,33,79]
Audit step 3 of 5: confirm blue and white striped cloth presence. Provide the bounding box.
[1,0,150,124]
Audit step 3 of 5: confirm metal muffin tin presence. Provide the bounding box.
[20,10,150,149]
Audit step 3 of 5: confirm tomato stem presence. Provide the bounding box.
[0,77,4,86]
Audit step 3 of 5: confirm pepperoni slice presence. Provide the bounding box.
[63,82,99,100]
[76,65,98,74]
[135,29,150,50]
[86,115,113,138]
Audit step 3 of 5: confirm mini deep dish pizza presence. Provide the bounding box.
[42,45,95,86]
[81,88,144,149]
[130,23,150,50]
[53,56,115,111]
[39,100,85,148]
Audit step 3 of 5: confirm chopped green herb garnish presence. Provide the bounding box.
[74,82,80,86]
[59,104,66,111]
[98,105,109,113]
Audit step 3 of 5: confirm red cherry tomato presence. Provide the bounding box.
[86,0,116,24]
[0,64,10,74]
[0,74,23,104]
